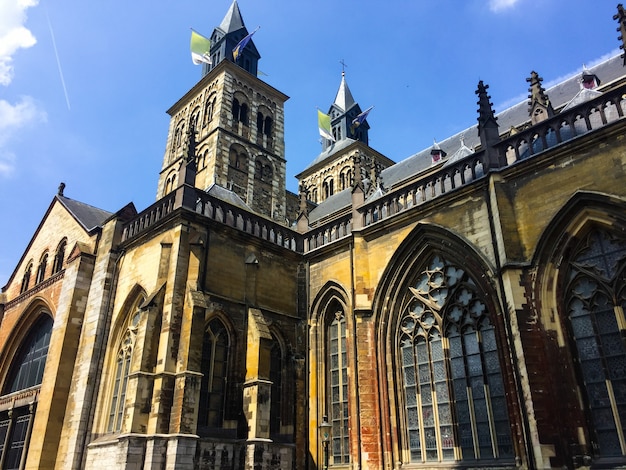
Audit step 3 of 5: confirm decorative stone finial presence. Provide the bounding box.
[614,4,626,66]
[58,182,65,196]
[527,71,554,124]
[475,80,502,169]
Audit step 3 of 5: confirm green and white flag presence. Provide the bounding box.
[318,109,334,141]
[190,30,211,65]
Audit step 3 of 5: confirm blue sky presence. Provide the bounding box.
[0,0,621,285]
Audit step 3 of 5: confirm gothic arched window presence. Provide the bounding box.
[399,255,513,463]
[327,303,350,464]
[3,314,53,394]
[52,239,67,274]
[107,301,142,433]
[20,262,32,294]
[198,318,230,432]
[35,253,48,285]
[565,229,626,458]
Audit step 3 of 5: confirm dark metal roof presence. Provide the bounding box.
[57,195,113,232]
[218,0,245,34]
[333,74,356,112]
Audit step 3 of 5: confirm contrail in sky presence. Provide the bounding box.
[46,12,71,110]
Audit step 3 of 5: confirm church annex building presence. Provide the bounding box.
[2,2,626,469]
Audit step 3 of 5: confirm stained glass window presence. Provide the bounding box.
[566,230,626,457]
[399,255,513,463]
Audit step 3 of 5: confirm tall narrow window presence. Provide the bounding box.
[328,307,349,464]
[198,318,229,431]
[565,229,626,457]
[107,333,132,433]
[35,253,48,284]
[270,339,283,436]
[20,263,32,294]
[107,304,141,433]
[52,240,66,274]
[399,255,513,463]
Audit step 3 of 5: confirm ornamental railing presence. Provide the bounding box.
[121,185,302,252]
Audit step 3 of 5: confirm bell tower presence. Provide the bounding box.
[156,1,288,221]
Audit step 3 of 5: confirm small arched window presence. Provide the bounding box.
[20,262,32,294]
[52,240,67,274]
[35,253,48,284]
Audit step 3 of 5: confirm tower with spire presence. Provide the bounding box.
[156,0,287,221]
[296,72,393,205]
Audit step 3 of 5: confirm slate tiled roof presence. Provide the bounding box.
[57,195,113,232]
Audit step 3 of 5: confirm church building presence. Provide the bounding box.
[1,2,626,469]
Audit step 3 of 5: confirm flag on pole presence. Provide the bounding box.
[351,106,373,128]
[190,30,212,65]
[318,110,334,142]
[233,27,259,61]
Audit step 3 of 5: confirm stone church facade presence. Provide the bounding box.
[2,2,626,469]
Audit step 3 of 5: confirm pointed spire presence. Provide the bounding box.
[219,0,245,33]
[527,71,554,124]
[333,72,356,112]
[475,80,502,169]
[614,4,626,66]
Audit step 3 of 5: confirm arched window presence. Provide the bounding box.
[232,98,249,126]
[52,240,67,274]
[198,318,229,432]
[564,229,626,457]
[3,315,53,394]
[35,253,48,285]
[203,95,215,126]
[20,262,32,294]
[270,338,283,436]
[327,303,350,464]
[399,255,513,463]
[107,302,142,433]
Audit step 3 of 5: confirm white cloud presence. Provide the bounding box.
[489,0,520,12]
[0,0,38,86]
[0,0,45,177]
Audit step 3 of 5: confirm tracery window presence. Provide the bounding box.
[198,318,229,431]
[328,306,350,464]
[399,255,513,463]
[107,305,141,433]
[565,229,626,457]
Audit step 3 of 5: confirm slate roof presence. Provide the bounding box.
[333,74,356,112]
[57,195,113,232]
[218,0,245,33]
[206,183,252,211]
[307,53,626,224]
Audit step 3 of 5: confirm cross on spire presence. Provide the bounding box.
[339,59,348,75]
